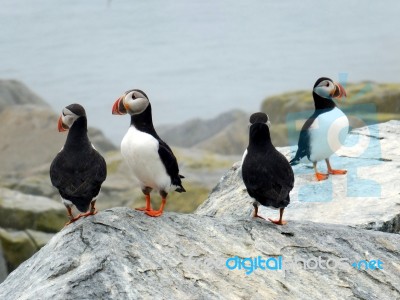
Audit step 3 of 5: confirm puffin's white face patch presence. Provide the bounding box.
[61,108,79,128]
[313,80,335,99]
[124,92,149,115]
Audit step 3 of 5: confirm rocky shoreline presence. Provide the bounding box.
[0,79,398,297]
[0,80,238,279]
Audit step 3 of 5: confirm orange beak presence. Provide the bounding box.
[112,96,127,115]
[58,116,68,132]
[331,82,347,100]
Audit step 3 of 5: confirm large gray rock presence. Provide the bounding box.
[0,105,115,175]
[0,207,399,299]
[196,121,400,233]
[0,80,49,111]
[0,79,116,175]
[158,109,249,155]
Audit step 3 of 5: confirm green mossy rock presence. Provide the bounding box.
[261,82,400,146]
[0,229,36,271]
[0,188,65,233]
[0,228,53,272]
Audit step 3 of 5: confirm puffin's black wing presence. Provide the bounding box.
[50,149,107,211]
[274,150,295,190]
[157,140,185,192]
[243,149,294,208]
[290,113,317,165]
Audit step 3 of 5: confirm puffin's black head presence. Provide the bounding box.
[58,103,86,132]
[249,112,271,127]
[248,112,272,146]
[312,77,346,107]
[112,89,150,116]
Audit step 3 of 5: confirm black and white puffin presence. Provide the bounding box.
[290,77,348,181]
[50,104,107,226]
[112,89,185,217]
[242,112,294,225]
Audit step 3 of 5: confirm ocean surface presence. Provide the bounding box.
[1,0,400,144]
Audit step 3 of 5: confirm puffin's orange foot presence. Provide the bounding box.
[329,169,347,175]
[268,218,287,225]
[64,216,83,227]
[77,210,98,218]
[253,214,266,220]
[135,207,153,212]
[315,172,329,181]
[145,210,163,217]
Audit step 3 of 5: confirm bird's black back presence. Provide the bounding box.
[242,123,294,208]
[50,116,107,212]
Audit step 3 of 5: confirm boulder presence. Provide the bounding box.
[0,243,7,283]
[0,228,53,272]
[158,110,249,155]
[0,79,49,111]
[0,79,116,175]
[0,188,63,273]
[0,105,115,175]
[0,188,65,232]
[0,208,399,299]
[196,121,400,233]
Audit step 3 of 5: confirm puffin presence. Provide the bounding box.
[290,77,348,181]
[112,89,185,217]
[50,104,107,226]
[241,112,294,225]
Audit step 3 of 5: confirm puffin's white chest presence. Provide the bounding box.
[121,127,171,191]
[308,107,349,162]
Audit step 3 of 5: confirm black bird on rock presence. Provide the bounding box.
[242,112,294,225]
[50,104,107,226]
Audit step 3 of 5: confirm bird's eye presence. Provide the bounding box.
[326,82,330,87]
[131,93,136,99]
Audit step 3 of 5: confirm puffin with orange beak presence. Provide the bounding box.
[290,77,349,181]
[112,89,185,217]
[50,104,107,225]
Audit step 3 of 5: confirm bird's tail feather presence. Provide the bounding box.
[175,185,186,193]
[75,203,90,213]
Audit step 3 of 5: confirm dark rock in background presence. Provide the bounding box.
[0,80,49,111]
[0,243,7,283]
[158,109,249,155]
